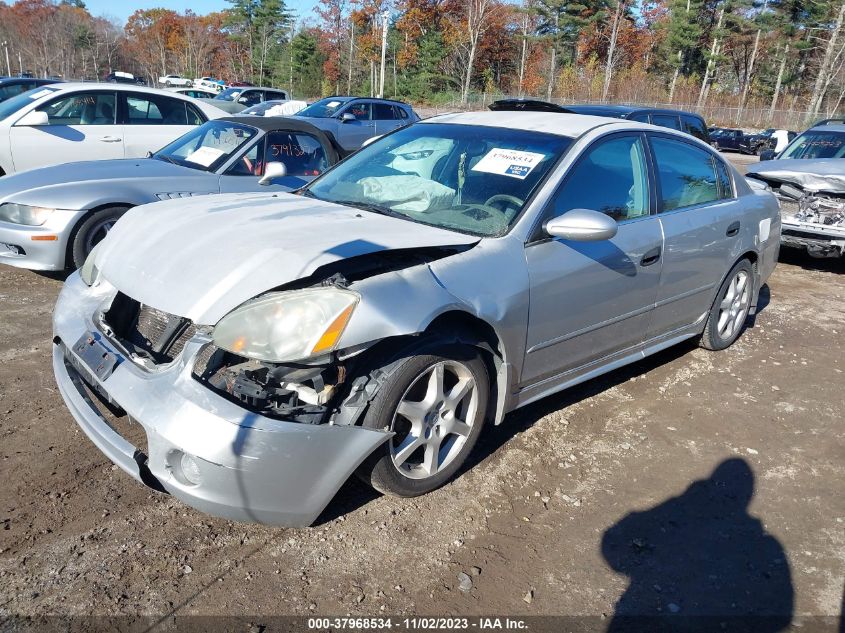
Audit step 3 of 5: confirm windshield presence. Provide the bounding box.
[215,88,243,102]
[297,98,351,118]
[0,86,58,121]
[305,123,571,236]
[153,120,258,171]
[780,130,845,159]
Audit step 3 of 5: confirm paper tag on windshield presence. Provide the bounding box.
[471,148,546,180]
[327,100,341,107]
[184,146,225,167]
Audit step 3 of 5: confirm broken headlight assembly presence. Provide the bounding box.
[212,287,359,363]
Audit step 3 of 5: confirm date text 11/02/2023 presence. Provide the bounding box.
[306,617,528,630]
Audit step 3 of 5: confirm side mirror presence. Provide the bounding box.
[361,135,381,148]
[15,110,49,126]
[341,112,356,123]
[544,208,618,242]
[759,150,776,161]
[259,161,287,185]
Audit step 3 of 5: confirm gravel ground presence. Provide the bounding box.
[0,154,842,629]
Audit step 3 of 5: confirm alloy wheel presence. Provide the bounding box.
[389,360,479,480]
[717,269,750,340]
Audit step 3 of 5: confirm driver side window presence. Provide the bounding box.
[548,135,650,223]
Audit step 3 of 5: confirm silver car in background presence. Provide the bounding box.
[52,112,780,526]
[0,116,339,270]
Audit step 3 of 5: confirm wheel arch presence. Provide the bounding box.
[736,250,760,314]
[64,202,134,268]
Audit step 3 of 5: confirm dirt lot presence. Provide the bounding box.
[0,154,843,629]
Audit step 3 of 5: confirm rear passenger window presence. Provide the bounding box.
[651,136,720,211]
[126,94,188,125]
[629,113,650,123]
[548,135,650,223]
[651,114,682,131]
[186,104,204,125]
[715,159,733,199]
[374,104,396,120]
[681,115,708,141]
[394,106,409,119]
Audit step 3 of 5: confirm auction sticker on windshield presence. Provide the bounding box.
[471,148,546,180]
[185,146,225,167]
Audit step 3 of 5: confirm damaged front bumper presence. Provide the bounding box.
[778,195,845,258]
[52,273,391,526]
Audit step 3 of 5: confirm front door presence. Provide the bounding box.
[10,90,123,172]
[522,133,664,388]
[336,102,375,151]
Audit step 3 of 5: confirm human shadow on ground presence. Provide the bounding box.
[601,458,794,633]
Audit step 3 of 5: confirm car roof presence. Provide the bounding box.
[808,123,845,133]
[320,95,411,106]
[421,110,633,137]
[566,104,703,119]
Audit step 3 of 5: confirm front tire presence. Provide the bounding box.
[700,259,754,351]
[355,342,489,497]
[70,207,127,269]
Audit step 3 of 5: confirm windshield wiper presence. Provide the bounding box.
[331,199,408,220]
[155,153,180,166]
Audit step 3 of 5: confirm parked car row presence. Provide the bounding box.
[709,126,796,154]
[0,95,784,526]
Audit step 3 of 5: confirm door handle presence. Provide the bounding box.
[726,221,740,237]
[640,246,661,267]
[100,136,122,142]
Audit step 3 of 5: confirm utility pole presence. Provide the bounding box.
[1,41,10,77]
[347,21,354,95]
[378,9,389,99]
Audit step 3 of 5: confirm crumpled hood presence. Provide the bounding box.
[95,192,479,324]
[748,159,845,194]
[0,159,202,206]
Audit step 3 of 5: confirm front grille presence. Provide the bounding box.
[103,293,197,364]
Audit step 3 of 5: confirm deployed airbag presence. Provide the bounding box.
[356,175,456,213]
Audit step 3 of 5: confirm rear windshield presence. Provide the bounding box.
[780,130,845,159]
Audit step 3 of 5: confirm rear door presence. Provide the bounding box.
[647,133,743,337]
[120,92,200,156]
[9,89,123,172]
[374,103,403,136]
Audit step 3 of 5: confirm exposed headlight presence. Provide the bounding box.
[212,287,359,362]
[79,242,103,286]
[0,203,55,226]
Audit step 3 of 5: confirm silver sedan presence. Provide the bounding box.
[52,111,781,526]
[0,116,339,270]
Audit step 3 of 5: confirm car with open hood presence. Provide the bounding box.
[52,111,780,526]
[747,158,845,258]
[0,116,339,270]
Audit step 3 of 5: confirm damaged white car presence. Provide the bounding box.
[748,158,845,258]
[53,112,780,526]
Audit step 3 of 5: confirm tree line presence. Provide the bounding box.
[0,0,842,126]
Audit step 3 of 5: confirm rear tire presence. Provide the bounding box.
[700,259,754,351]
[70,207,127,269]
[355,341,489,497]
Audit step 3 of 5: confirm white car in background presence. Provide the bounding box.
[158,74,192,88]
[168,87,219,99]
[0,83,226,176]
[194,77,224,92]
